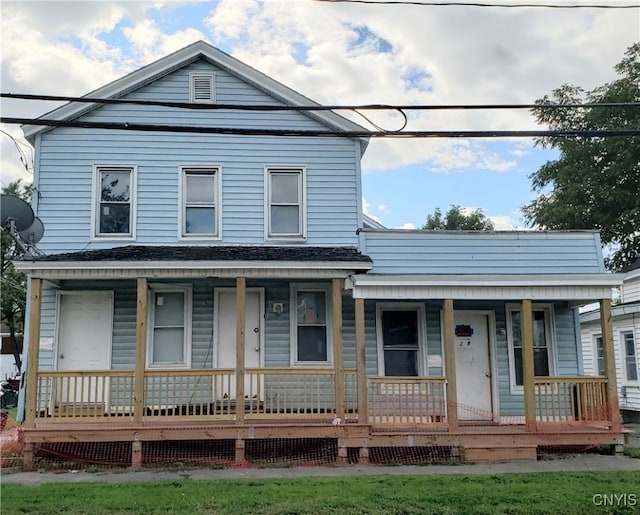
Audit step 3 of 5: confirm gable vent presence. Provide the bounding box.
[190,73,215,103]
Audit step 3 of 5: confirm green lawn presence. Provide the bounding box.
[2,472,640,514]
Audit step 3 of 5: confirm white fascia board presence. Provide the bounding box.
[346,274,624,288]
[580,302,640,323]
[14,259,372,273]
[625,268,640,283]
[22,41,370,152]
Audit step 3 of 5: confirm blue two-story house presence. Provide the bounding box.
[14,41,624,468]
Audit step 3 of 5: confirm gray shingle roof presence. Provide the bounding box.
[26,245,372,264]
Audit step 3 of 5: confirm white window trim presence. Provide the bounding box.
[375,302,427,377]
[505,303,557,395]
[620,328,639,384]
[146,283,192,369]
[592,333,605,376]
[189,72,215,104]
[289,283,333,367]
[91,164,137,241]
[264,166,307,242]
[177,165,222,240]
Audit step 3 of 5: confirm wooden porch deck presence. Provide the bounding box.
[21,416,623,468]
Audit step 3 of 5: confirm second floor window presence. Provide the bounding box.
[266,168,304,239]
[94,165,135,238]
[181,167,219,237]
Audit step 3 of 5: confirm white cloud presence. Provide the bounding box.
[123,19,206,64]
[362,197,384,225]
[1,0,636,195]
[395,222,417,230]
[377,203,388,211]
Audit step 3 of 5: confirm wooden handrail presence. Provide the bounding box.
[37,370,135,378]
[534,376,608,384]
[368,376,446,384]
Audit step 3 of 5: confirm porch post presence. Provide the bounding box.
[333,278,345,422]
[600,298,622,427]
[521,299,537,432]
[24,277,42,428]
[355,297,368,424]
[133,278,148,423]
[235,277,246,425]
[442,299,458,431]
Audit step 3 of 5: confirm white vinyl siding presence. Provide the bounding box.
[147,285,192,368]
[266,167,305,240]
[92,165,136,239]
[290,284,331,365]
[189,72,215,103]
[180,167,220,238]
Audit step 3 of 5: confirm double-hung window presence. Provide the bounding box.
[380,309,420,376]
[292,286,330,364]
[507,305,554,391]
[94,165,136,238]
[181,167,220,237]
[622,331,638,382]
[594,335,605,376]
[148,286,192,368]
[266,168,304,239]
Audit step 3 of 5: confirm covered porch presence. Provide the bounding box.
[19,267,624,468]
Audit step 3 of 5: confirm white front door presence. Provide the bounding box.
[214,289,263,398]
[56,292,113,406]
[454,312,493,421]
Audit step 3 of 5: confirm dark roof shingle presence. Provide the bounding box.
[26,245,372,264]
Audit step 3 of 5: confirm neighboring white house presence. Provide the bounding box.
[581,259,640,421]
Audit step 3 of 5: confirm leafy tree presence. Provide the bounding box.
[1,179,32,371]
[523,43,640,272]
[422,205,495,231]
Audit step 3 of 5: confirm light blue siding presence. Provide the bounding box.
[363,230,605,275]
[34,59,360,254]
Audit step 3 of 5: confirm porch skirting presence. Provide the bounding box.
[20,420,623,470]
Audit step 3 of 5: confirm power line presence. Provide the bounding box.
[2,116,638,138]
[0,129,33,175]
[2,92,638,112]
[313,0,640,8]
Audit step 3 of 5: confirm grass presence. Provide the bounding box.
[2,472,640,514]
[624,447,640,459]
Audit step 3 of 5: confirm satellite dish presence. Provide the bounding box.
[19,217,45,244]
[1,194,35,232]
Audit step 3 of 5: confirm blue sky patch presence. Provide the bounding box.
[350,25,393,53]
[403,67,433,92]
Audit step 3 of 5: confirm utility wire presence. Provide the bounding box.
[2,116,638,138]
[2,93,638,111]
[0,129,33,174]
[313,0,640,8]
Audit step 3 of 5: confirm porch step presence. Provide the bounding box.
[462,444,537,464]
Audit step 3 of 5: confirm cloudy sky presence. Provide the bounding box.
[1,0,638,229]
